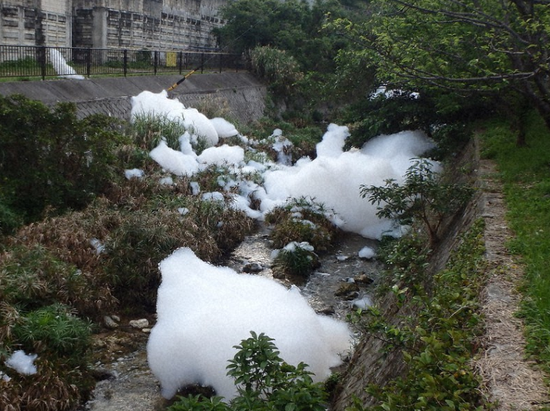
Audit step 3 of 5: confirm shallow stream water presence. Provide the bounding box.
[83,227,383,410]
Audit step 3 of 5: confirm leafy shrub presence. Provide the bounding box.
[130,112,187,150]
[168,332,327,411]
[3,211,119,317]
[0,95,128,225]
[12,304,91,362]
[0,357,92,411]
[0,245,87,312]
[272,241,320,279]
[349,221,488,410]
[361,158,474,247]
[250,46,304,96]
[1,304,93,411]
[0,198,22,237]
[104,198,254,312]
[104,210,194,312]
[376,232,430,293]
[343,91,436,148]
[266,197,341,251]
[338,86,490,150]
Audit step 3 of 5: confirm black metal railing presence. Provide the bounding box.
[0,45,245,80]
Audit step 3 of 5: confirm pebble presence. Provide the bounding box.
[104,316,119,329]
[129,319,149,329]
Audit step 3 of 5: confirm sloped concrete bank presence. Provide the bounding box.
[0,72,267,124]
[332,137,549,410]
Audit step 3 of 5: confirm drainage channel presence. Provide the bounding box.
[83,228,383,410]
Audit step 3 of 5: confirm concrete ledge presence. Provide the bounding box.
[0,72,267,124]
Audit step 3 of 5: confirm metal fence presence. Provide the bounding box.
[0,45,245,80]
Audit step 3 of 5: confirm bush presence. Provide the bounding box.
[103,198,254,312]
[129,112,187,151]
[167,332,327,411]
[361,158,473,247]
[272,241,320,279]
[0,199,22,237]
[250,46,304,96]
[1,304,93,411]
[0,95,128,225]
[266,197,341,252]
[349,221,487,410]
[104,210,194,312]
[0,245,88,312]
[12,304,91,362]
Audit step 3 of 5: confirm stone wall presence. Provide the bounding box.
[332,141,482,409]
[0,0,225,50]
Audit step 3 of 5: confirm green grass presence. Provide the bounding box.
[479,110,550,370]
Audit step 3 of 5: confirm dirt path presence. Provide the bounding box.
[474,158,549,409]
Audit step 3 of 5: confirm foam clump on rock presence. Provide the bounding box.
[147,247,352,401]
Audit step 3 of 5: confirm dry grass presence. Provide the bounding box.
[473,158,549,410]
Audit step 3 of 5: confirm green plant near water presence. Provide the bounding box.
[0,303,94,410]
[130,112,216,156]
[266,197,341,252]
[167,331,327,411]
[272,241,320,279]
[0,244,87,312]
[361,158,474,247]
[12,304,91,362]
[348,220,489,410]
[249,46,304,97]
[375,231,430,294]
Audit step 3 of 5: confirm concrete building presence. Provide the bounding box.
[0,0,225,50]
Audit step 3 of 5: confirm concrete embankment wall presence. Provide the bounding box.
[0,72,267,124]
[332,139,483,409]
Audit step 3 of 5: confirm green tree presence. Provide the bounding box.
[215,0,307,55]
[331,0,550,133]
[215,0,351,73]
[361,159,473,247]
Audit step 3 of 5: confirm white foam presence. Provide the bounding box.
[147,248,352,400]
[5,350,37,375]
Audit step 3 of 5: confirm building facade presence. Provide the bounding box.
[0,0,225,50]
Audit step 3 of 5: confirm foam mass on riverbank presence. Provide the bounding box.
[130,90,438,400]
[130,90,438,239]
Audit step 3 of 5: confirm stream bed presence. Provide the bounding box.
[83,228,383,410]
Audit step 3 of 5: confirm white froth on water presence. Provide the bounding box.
[147,248,352,400]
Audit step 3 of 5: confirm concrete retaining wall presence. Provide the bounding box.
[0,72,267,124]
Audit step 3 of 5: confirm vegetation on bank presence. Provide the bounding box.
[348,220,488,410]
[1,0,550,408]
[0,97,259,408]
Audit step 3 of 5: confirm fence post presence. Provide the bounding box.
[219,53,223,73]
[123,49,128,77]
[39,46,47,80]
[178,51,183,75]
[201,52,204,73]
[154,51,158,75]
[86,48,91,77]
